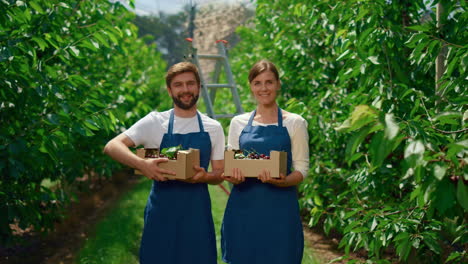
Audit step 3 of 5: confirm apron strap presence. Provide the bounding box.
[168,109,175,135]
[168,109,205,134]
[196,111,205,132]
[247,110,256,126]
[247,107,283,127]
[278,107,283,127]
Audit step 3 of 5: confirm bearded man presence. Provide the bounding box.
[104,62,224,264]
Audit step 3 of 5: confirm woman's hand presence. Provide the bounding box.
[138,158,176,181]
[258,170,289,187]
[222,168,245,185]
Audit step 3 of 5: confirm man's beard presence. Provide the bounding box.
[172,92,199,110]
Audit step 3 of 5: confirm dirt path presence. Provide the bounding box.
[303,223,368,263]
[1,171,367,264]
[0,170,140,264]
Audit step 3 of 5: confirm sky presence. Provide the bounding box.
[134,0,255,15]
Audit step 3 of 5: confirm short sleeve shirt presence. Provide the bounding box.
[124,110,225,160]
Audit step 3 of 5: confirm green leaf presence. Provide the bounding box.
[369,131,390,169]
[447,140,468,159]
[433,111,462,125]
[108,111,117,125]
[83,119,99,131]
[351,226,369,233]
[384,113,399,140]
[345,125,372,162]
[406,24,431,32]
[31,37,48,51]
[161,145,182,159]
[93,32,109,48]
[344,210,358,220]
[405,33,427,48]
[368,56,379,65]
[46,114,60,125]
[447,252,460,263]
[456,179,468,210]
[336,49,351,61]
[410,186,421,201]
[423,235,442,254]
[394,232,411,260]
[433,164,447,181]
[445,52,460,76]
[68,46,80,57]
[57,2,70,8]
[356,7,369,21]
[104,31,119,45]
[29,1,45,14]
[313,194,323,206]
[434,179,456,215]
[79,39,99,51]
[344,220,361,233]
[335,105,378,132]
[370,217,378,232]
[404,140,425,159]
[358,27,374,47]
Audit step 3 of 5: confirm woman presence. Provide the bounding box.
[221,60,310,264]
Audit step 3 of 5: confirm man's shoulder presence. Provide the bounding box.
[144,109,171,123]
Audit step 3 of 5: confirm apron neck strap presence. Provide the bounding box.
[248,107,283,127]
[196,111,205,132]
[277,107,283,127]
[168,109,205,134]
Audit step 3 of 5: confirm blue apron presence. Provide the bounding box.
[221,108,304,264]
[139,110,217,264]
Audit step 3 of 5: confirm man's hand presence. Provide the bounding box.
[138,158,176,182]
[222,167,245,185]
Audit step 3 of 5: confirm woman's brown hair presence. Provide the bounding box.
[248,60,280,83]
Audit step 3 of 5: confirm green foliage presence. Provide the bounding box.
[230,0,467,262]
[0,0,168,245]
[160,145,182,159]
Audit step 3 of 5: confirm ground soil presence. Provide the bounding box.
[1,170,372,264]
[0,170,140,264]
[302,224,367,263]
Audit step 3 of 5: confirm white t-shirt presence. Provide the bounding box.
[124,110,225,160]
[227,111,309,178]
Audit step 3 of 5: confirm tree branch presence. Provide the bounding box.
[432,127,468,134]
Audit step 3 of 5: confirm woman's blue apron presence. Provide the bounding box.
[221,108,304,264]
[139,110,217,264]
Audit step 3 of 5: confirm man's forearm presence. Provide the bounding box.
[104,140,143,170]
